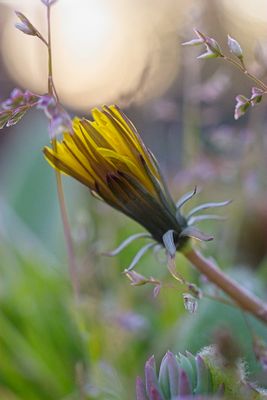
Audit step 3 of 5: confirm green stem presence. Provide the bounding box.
[184,248,267,324]
[47,4,79,299]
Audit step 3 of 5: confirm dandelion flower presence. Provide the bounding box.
[44,105,228,266]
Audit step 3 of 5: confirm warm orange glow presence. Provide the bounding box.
[1,0,183,111]
[2,0,266,111]
[223,0,267,23]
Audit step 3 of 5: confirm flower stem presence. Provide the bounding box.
[222,55,267,91]
[184,248,267,324]
[47,4,79,299]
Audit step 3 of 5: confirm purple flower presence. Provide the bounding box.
[37,95,73,138]
[250,87,264,106]
[41,0,58,6]
[0,88,40,129]
[234,95,250,120]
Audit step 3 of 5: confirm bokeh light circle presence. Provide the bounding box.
[1,0,183,111]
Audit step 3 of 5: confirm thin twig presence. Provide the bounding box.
[46,4,79,299]
[222,55,267,91]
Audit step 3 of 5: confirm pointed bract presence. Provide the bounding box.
[104,233,151,256]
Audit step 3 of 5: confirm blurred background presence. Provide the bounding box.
[0,0,267,398]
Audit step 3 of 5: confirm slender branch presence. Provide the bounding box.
[38,34,49,47]
[46,4,79,299]
[184,248,267,324]
[52,140,80,299]
[46,5,59,101]
[222,55,267,91]
[47,5,53,94]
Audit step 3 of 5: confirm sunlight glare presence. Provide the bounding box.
[1,0,182,110]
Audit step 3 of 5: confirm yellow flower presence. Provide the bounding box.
[44,105,225,256]
[44,105,185,243]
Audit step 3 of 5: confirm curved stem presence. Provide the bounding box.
[184,248,267,324]
[47,4,79,299]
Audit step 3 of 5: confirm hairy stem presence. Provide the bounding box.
[184,248,267,324]
[47,4,79,299]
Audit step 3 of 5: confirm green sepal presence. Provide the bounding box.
[125,242,155,272]
[147,149,176,211]
[187,200,231,219]
[139,154,176,214]
[176,187,197,211]
[188,214,226,226]
[104,232,151,256]
[162,230,177,257]
[180,227,213,242]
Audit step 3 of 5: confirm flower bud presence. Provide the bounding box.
[250,87,263,106]
[234,94,250,120]
[228,35,243,59]
[15,11,41,37]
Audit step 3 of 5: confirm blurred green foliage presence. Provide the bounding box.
[0,230,87,399]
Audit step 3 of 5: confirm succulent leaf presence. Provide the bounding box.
[159,352,180,399]
[137,348,267,399]
[136,377,148,400]
[145,356,164,400]
[195,355,212,394]
[178,369,192,396]
[176,353,195,388]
